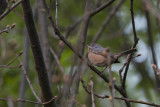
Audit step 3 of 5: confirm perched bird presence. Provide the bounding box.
[87,43,137,67]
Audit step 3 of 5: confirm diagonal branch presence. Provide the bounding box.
[0,0,22,21]
[90,0,115,17]
[92,0,125,43]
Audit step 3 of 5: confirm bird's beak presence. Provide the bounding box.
[87,45,92,50]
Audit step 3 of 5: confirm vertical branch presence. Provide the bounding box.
[18,30,29,107]
[144,9,160,88]
[122,0,139,88]
[21,0,56,106]
[108,52,114,107]
[121,0,139,106]
[89,76,95,107]
[71,0,92,106]
[55,0,58,26]
[18,4,37,107]
[37,0,51,78]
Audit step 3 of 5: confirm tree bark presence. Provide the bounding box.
[21,0,56,107]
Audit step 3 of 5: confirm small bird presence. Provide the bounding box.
[88,43,137,67]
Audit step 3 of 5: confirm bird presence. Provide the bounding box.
[87,43,137,67]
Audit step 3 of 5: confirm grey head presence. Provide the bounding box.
[88,43,105,54]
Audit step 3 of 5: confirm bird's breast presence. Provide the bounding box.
[88,52,107,67]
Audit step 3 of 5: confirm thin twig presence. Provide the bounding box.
[144,8,160,88]
[50,47,65,75]
[90,0,115,17]
[7,50,23,66]
[80,79,160,107]
[0,50,23,69]
[55,0,58,27]
[152,64,160,79]
[0,0,23,21]
[88,76,95,107]
[17,56,41,102]
[108,53,114,107]
[0,64,21,68]
[0,96,57,105]
[42,0,82,59]
[0,23,16,35]
[122,0,139,89]
[92,0,125,43]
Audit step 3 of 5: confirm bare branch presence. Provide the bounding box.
[21,0,56,106]
[122,0,139,89]
[90,0,115,17]
[0,0,22,21]
[50,47,65,75]
[18,59,41,102]
[0,96,57,105]
[80,78,160,107]
[88,76,95,107]
[0,23,16,35]
[92,0,125,43]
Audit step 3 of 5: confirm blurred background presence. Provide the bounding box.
[0,0,160,107]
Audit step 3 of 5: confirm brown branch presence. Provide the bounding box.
[120,1,139,107]
[21,0,56,106]
[18,58,41,102]
[0,96,57,105]
[144,8,160,88]
[50,47,65,75]
[0,23,16,35]
[92,0,125,43]
[120,1,139,106]
[7,50,23,66]
[88,76,95,107]
[0,50,23,69]
[0,64,21,68]
[55,0,58,26]
[122,0,139,89]
[80,79,160,107]
[42,0,82,59]
[108,64,114,107]
[152,64,160,79]
[71,0,93,106]
[0,0,22,21]
[42,0,132,102]
[90,0,115,17]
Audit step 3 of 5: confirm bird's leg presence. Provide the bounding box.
[100,66,108,75]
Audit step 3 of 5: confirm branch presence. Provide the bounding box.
[122,0,139,89]
[0,50,23,68]
[0,0,23,21]
[152,64,160,79]
[50,47,65,75]
[90,0,115,17]
[92,0,125,43]
[18,58,41,102]
[0,23,16,35]
[42,0,82,59]
[42,0,130,101]
[88,76,95,107]
[144,8,160,88]
[80,79,160,107]
[0,96,57,105]
[21,0,56,106]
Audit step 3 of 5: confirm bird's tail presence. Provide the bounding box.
[114,48,137,58]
